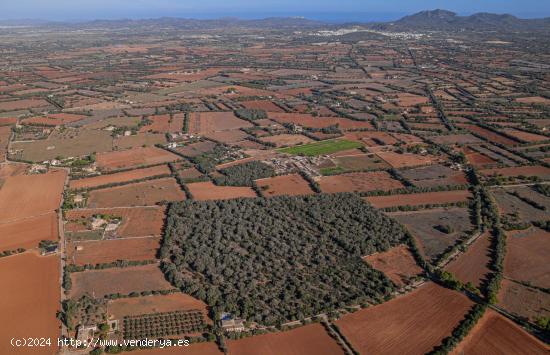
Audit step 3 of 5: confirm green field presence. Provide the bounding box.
[278,139,362,156]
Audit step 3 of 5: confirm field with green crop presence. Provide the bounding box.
[278,139,362,156]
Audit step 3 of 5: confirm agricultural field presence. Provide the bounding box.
[86,177,185,207]
[0,212,58,250]
[400,164,468,188]
[318,171,404,193]
[227,323,344,355]
[278,139,362,156]
[69,164,171,190]
[335,283,473,354]
[498,279,550,322]
[259,133,313,147]
[70,263,173,298]
[390,207,473,261]
[504,227,550,289]
[188,112,253,134]
[376,151,439,168]
[445,233,492,288]
[452,310,548,354]
[255,173,314,197]
[96,147,180,171]
[186,181,257,200]
[365,190,471,208]
[0,254,60,355]
[68,237,160,265]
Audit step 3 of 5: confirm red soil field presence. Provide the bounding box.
[139,114,171,133]
[69,164,171,190]
[107,293,210,322]
[318,171,404,193]
[96,147,180,171]
[480,165,550,180]
[376,151,438,169]
[241,100,284,112]
[458,124,518,146]
[255,174,314,197]
[70,263,173,298]
[0,98,50,111]
[344,131,399,146]
[466,152,496,167]
[0,117,17,126]
[269,113,373,130]
[445,233,492,288]
[515,96,550,104]
[68,237,160,265]
[366,190,471,208]
[187,181,257,200]
[0,212,57,251]
[65,206,165,238]
[364,245,423,286]
[0,253,60,355]
[22,113,86,126]
[335,282,473,355]
[0,169,66,222]
[87,178,185,207]
[451,309,548,355]
[504,227,550,289]
[127,342,222,355]
[188,112,253,134]
[259,134,313,147]
[204,129,249,144]
[227,323,344,355]
[503,128,548,143]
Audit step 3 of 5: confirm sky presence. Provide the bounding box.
[1,0,550,22]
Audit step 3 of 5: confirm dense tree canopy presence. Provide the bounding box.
[213,161,275,187]
[160,193,406,325]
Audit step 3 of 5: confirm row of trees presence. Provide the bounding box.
[160,193,406,325]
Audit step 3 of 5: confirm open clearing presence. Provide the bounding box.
[96,147,180,171]
[124,342,221,355]
[365,190,471,208]
[481,165,550,180]
[400,164,468,188]
[187,181,257,200]
[69,164,171,190]
[227,323,344,355]
[504,227,550,289]
[0,169,66,222]
[445,233,492,288]
[335,282,473,355]
[87,178,185,207]
[259,134,313,147]
[318,171,404,193]
[255,174,314,197]
[363,244,423,286]
[0,253,60,355]
[0,213,58,250]
[70,263,173,298]
[68,237,160,265]
[452,309,548,355]
[376,151,438,169]
[278,139,362,156]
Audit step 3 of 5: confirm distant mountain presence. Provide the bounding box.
[374,9,550,32]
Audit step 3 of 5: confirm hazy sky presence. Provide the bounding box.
[2,0,550,21]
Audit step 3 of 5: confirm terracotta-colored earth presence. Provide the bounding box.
[445,233,492,288]
[87,178,185,207]
[69,164,171,190]
[187,181,257,201]
[335,282,473,355]
[0,253,60,355]
[363,244,423,286]
[0,213,58,250]
[68,237,160,265]
[0,169,66,222]
[256,174,314,197]
[365,190,471,208]
[70,263,173,298]
[318,171,404,193]
[451,309,548,354]
[481,165,550,179]
[504,227,550,289]
[127,342,222,355]
[107,292,210,323]
[259,134,313,147]
[96,147,180,171]
[188,112,253,134]
[498,279,550,322]
[376,151,438,168]
[227,323,344,355]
